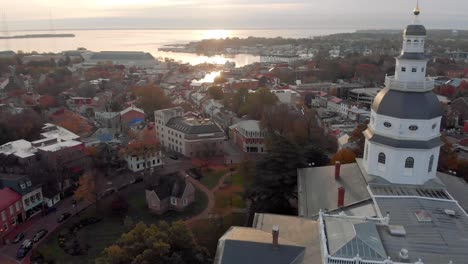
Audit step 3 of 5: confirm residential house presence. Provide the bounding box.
[120,105,145,129]
[448,97,468,127]
[326,96,343,113]
[155,107,225,158]
[227,79,259,90]
[0,174,43,219]
[145,174,195,215]
[125,150,163,173]
[0,188,25,244]
[230,120,266,153]
[271,89,298,105]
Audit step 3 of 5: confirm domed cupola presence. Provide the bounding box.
[404,24,427,36]
[362,2,443,186]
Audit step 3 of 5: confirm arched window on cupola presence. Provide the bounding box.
[428,155,434,172]
[378,153,386,164]
[405,157,415,168]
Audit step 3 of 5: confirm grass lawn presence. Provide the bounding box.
[200,167,230,189]
[191,212,247,256]
[37,182,208,264]
[213,172,250,213]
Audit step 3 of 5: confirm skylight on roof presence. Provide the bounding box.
[414,210,432,222]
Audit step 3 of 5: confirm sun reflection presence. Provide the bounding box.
[198,71,221,83]
[202,30,231,40]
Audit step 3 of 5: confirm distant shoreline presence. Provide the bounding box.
[0,34,75,39]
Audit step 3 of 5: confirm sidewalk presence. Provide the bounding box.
[185,170,237,226]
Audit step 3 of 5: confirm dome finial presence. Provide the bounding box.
[414,0,421,16]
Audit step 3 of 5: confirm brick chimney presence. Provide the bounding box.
[335,161,341,180]
[272,225,279,248]
[337,187,345,207]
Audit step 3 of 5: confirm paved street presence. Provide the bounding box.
[0,196,90,264]
[0,157,194,263]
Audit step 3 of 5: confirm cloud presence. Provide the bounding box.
[3,0,468,30]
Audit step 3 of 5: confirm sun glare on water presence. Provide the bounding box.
[202,30,231,40]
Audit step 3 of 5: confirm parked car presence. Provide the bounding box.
[57,212,71,223]
[45,207,57,215]
[21,239,32,249]
[12,232,25,244]
[16,247,30,259]
[169,154,178,160]
[98,188,116,199]
[32,229,48,242]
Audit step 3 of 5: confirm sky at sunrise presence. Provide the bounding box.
[2,0,468,31]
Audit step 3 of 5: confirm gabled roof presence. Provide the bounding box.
[0,173,40,195]
[120,105,145,116]
[325,216,387,260]
[147,174,191,200]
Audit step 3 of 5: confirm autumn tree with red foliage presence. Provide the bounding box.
[330,148,357,165]
[38,95,57,109]
[133,84,172,118]
[348,121,369,157]
[51,110,93,137]
[355,63,382,85]
[438,135,458,171]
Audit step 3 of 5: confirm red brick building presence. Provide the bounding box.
[0,188,25,244]
[120,105,145,128]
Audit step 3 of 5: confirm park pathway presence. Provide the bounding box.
[185,171,236,226]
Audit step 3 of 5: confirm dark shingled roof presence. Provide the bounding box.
[147,174,187,200]
[372,88,442,120]
[90,51,155,61]
[404,24,427,36]
[220,238,305,264]
[364,129,443,149]
[397,52,428,60]
[166,117,223,135]
[0,173,40,195]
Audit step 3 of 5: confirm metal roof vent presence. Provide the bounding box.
[444,209,456,216]
[388,225,406,237]
[399,248,410,262]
